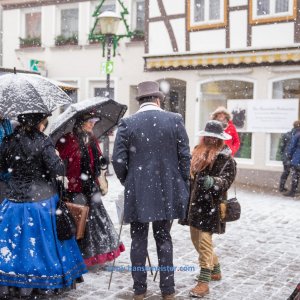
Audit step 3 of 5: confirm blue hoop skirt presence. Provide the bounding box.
[0,194,87,293]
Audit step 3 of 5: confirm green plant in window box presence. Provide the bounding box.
[19,36,41,48]
[55,34,78,46]
[89,32,102,44]
[131,29,144,41]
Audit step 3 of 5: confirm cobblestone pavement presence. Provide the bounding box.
[53,176,300,300]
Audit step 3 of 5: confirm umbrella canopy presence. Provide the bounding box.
[0,73,72,118]
[49,97,127,145]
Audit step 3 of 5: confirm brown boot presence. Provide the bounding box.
[162,292,175,299]
[133,292,146,300]
[211,273,222,281]
[189,282,209,298]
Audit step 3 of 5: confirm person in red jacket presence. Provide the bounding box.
[56,113,125,268]
[211,107,240,157]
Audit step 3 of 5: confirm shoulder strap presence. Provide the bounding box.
[219,159,230,175]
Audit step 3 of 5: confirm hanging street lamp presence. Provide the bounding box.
[89,0,134,97]
[89,0,133,175]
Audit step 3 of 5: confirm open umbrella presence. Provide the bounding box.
[288,283,300,300]
[49,97,127,145]
[0,72,72,118]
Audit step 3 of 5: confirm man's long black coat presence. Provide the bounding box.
[112,109,191,223]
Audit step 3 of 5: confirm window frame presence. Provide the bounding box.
[21,7,42,39]
[249,0,296,25]
[265,133,282,166]
[187,0,228,31]
[56,3,79,38]
[87,77,118,100]
[266,75,300,165]
[131,0,145,32]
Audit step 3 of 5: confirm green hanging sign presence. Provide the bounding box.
[101,61,114,74]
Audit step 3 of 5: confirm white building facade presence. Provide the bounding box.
[1,0,300,188]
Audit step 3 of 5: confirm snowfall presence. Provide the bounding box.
[37,175,300,299]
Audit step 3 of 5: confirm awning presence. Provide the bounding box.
[24,73,78,92]
[45,78,78,92]
[144,47,300,71]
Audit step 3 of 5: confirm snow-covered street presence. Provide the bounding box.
[54,175,300,300]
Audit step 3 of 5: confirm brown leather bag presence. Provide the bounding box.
[65,202,89,240]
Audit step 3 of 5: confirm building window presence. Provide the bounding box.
[270,133,282,161]
[100,0,116,12]
[61,8,79,38]
[20,11,41,48]
[250,0,295,24]
[158,79,186,122]
[135,1,145,32]
[55,7,79,46]
[188,0,227,30]
[95,87,114,99]
[199,80,254,159]
[131,0,145,40]
[25,12,41,38]
[268,78,300,162]
[92,0,116,16]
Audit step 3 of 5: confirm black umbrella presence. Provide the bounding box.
[0,73,72,117]
[288,283,300,300]
[49,97,127,145]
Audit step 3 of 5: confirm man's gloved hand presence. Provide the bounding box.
[63,176,69,189]
[198,175,214,190]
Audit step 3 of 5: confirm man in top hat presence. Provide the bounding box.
[112,81,191,300]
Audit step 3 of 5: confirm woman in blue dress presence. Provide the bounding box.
[0,113,87,298]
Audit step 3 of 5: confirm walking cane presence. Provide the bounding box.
[108,215,123,290]
[153,220,174,282]
[147,253,153,276]
[108,215,154,289]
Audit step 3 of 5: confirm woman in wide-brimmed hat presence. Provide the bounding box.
[211,106,240,157]
[188,120,236,298]
[0,113,87,298]
[56,112,125,268]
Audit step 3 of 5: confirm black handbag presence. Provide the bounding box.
[219,160,241,222]
[223,197,241,222]
[55,179,76,241]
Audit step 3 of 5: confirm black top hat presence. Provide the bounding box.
[135,81,164,101]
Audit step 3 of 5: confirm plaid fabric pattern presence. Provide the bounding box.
[0,119,13,182]
[0,119,13,144]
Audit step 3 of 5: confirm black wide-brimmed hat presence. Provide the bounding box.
[197,120,232,140]
[135,81,164,101]
[75,112,101,124]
